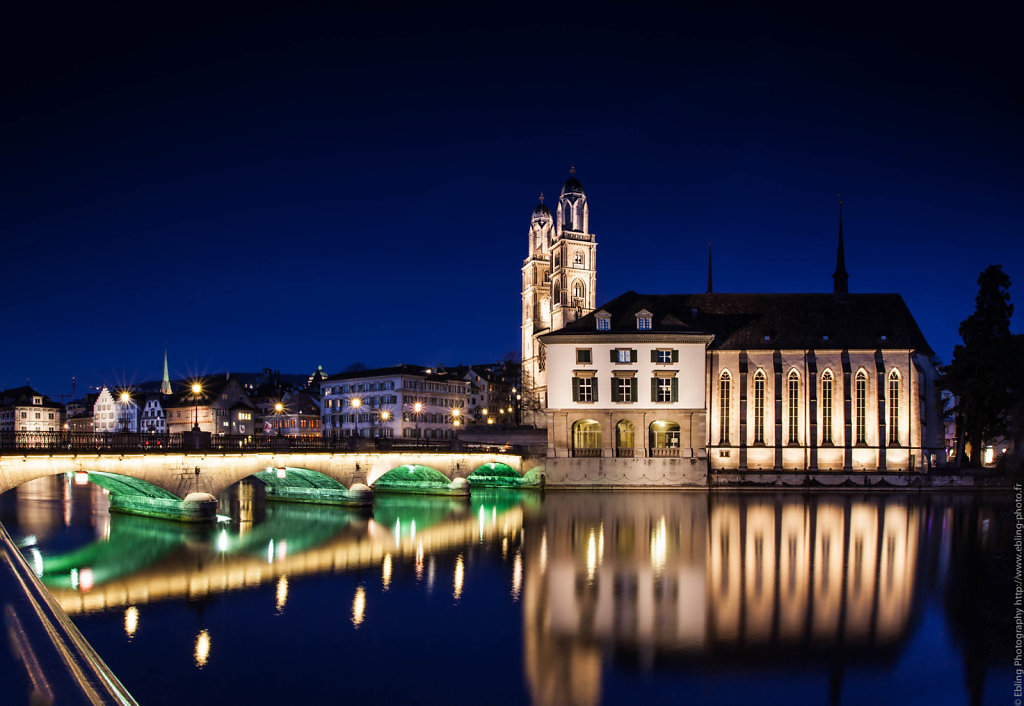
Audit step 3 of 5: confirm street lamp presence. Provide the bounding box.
[350,397,361,439]
[274,402,284,436]
[118,391,132,433]
[451,408,461,430]
[413,401,423,439]
[191,383,202,432]
[379,409,391,438]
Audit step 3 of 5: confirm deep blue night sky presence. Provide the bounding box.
[3,1,1020,398]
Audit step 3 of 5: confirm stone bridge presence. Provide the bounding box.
[0,450,526,499]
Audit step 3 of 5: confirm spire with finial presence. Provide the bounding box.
[706,241,713,294]
[832,194,849,295]
[161,345,172,395]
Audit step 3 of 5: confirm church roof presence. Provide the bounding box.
[561,176,584,196]
[543,291,934,355]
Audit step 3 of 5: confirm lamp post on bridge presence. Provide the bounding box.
[350,397,362,440]
[191,383,203,432]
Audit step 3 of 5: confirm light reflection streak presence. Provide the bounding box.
[194,629,210,668]
[511,551,522,601]
[454,554,464,600]
[124,606,138,638]
[586,530,597,584]
[351,586,366,628]
[276,575,288,613]
[382,553,392,591]
[415,540,424,581]
[427,556,436,593]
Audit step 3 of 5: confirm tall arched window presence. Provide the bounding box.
[821,370,834,444]
[788,371,800,444]
[888,370,900,445]
[719,371,731,444]
[855,371,867,444]
[572,280,584,301]
[753,370,766,444]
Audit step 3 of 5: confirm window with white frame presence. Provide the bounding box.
[787,371,800,444]
[596,317,610,331]
[719,371,731,444]
[888,370,900,445]
[753,370,766,443]
[821,370,834,444]
[855,371,867,444]
[637,316,652,330]
[573,376,595,403]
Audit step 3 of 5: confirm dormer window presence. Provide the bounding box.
[32,396,42,405]
[595,310,611,331]
[635,309,653,331]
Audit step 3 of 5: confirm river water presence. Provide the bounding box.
[0,476,1014,705]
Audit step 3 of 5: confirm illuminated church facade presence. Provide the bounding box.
[522,172,944,485]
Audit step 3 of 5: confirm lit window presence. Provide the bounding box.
[719,371,731,444]
[821,371,833,444]
[753,371,765,443]
[888,370,900,444]
[788,371,799,444]
[855,371,867,444]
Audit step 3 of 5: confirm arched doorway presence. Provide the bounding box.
[615,420,635,457]
[648,420,681,457]
[571,419,602,457]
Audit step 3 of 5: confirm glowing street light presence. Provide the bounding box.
[191,382,203,432]
[452,408,461,429]
[274,402,284,436]
[412,401,423,439]
[117,390,133,432]
[350,397,362,438]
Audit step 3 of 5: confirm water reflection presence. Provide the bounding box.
[0,476,1011,705]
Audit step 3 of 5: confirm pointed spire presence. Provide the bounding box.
[161,345,172,395]
[706,241,713,294]
[832,194,849,295]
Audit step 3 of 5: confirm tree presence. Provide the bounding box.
[941,266,1023,467]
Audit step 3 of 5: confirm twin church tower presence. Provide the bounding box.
[521,168,597,424]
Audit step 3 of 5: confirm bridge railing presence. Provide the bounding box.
[0,431,543,457]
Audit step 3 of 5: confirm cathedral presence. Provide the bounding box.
[522,170,944,486]
[520,168,597,427]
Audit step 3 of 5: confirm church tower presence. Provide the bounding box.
[550,167,597,330]
[521,168,597,428]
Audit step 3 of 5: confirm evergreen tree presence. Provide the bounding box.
[941,265,1023,467]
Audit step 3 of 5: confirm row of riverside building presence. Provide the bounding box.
[2,359,518,442]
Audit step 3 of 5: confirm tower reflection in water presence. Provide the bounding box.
[522,493,921,706]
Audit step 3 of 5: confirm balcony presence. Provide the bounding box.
[572,447,602,458]
[649,447,680,458]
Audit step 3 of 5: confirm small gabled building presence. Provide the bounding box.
[163,373,257,435]
[0,386,63,432]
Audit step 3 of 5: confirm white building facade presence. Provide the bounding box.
[321,365,470,440]
[92,386,140,433]
[0,387,62,432]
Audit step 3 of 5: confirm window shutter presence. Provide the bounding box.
[572,377,580,402]
[630,349,637,363]
[651,350,658,363]
[630,378,638,402]
[610,350,617,363]
[611,379,620,402]
[593,378,599,402]
[671,377,679,402]
[651,378,658,403]
[672,349,679,363]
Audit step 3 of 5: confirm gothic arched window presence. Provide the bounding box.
[788,370,800,444]
[719,370,731,445]
[753,370,766,444]
[821,370,834,444]
[888,370,900,445]
[855,371,868,444]
[572,280,584,301]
